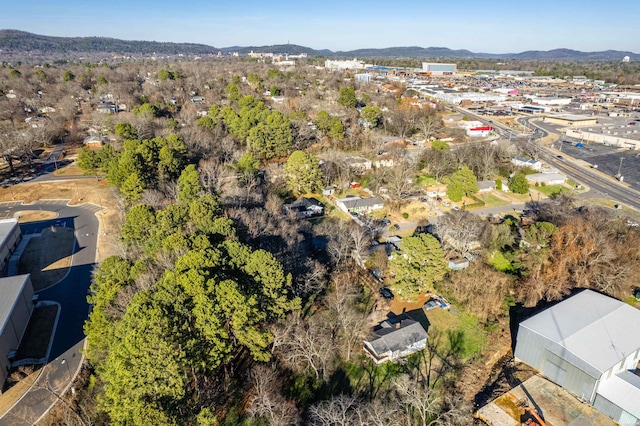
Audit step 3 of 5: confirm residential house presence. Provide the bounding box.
[336,196,384,214]
[322,186,335,196]
[344,156,372,173]
[83,134,105,148]
[511,156,542,171]
[477,180,497,193]
[526,172,567,185]
[96,101,117,114]
[514,289,640,424]
[373,154,394,168]
[284,197,324,219]
[364,310,428,364]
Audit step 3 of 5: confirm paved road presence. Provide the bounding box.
[456,106,640,211]
[0,200,101,426]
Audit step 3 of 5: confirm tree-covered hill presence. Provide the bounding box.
[0,29,218,55]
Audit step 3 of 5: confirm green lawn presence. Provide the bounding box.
[501,191,532,203]
[415,174,437,187]
[536,184,570,197]
[424,307,487,360]
[472,192,510,209]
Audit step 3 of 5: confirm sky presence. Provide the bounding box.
[1,0,639,53]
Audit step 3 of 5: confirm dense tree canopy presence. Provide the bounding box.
[446,166,478,202]
[388,233,448,299]
[284,150,323,195]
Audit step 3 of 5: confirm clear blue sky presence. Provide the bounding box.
[2,0,638,53]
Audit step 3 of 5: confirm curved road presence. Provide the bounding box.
[0,200,100,426]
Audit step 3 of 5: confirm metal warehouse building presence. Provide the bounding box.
[0,274,35,391]
[514,290,640,425]
[421,62,456,76]
[0,218,21,275]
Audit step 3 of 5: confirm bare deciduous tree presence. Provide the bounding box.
[247,364,299,425]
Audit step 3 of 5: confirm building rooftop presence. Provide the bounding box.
[337,196,384,209]
[596,371,640,418]
[519,289,640,374]
[0,218,18,250]
[0,274,31,335]
[367,318,428,357]
[548,114,596,121]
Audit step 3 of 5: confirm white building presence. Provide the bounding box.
[526,172,567,185]
[511,156,542,171]
[422,63,456,75]
[325,59,365,70]
[514,290,640,425]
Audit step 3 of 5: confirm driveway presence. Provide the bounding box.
[0,200,101,426]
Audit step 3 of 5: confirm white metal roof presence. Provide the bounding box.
[520,290,640,374]
[596,371,640,418]
[0,275,31,335]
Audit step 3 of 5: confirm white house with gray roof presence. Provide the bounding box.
[514,290,640,425]
[336,196,384,214]
[364,312,428,364]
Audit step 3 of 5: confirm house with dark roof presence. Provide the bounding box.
[514,290,640,424]
[283,197,324,219]
[364,310,428,364]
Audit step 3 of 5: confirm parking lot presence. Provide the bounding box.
[556,140,640,190]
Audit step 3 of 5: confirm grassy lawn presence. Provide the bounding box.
[399,202,432,220]
[17,211,57,223]
[18,227,76,291]
[425,308,487,360]
[14,305,58,360]
[501,191,532,203]
[472,193,510,209]
[535,184,570,197]
[415,174,437,187]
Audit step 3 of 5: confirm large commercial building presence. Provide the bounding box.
[421,62,456,76]
[0,274,35,391]
[325,59,365,70]
[566,127,640,150]
[543,114,598,127]
[0,219,21,275]
[514,290,640,424]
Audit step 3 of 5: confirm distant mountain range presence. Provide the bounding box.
[1,30,638,61]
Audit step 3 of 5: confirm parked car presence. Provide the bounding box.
[378,219,391,226]
[442,201,450,207]
[423,298,440,311]
[379,287,394,301]
[452,204,459,210]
